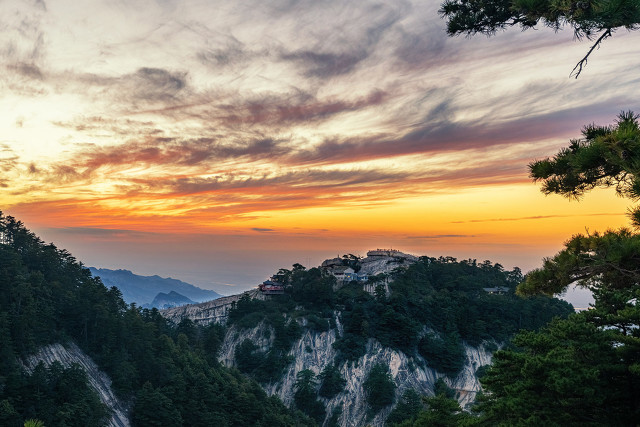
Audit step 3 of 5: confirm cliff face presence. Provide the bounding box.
[219,318,493,427]
[22,343,130,427]
[162,289,262,325]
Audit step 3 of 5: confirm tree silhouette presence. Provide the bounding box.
[440,0,640,77]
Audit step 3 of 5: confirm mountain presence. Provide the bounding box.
[22,343,130,427]
[2,213,631,426]
[162,251,574,426]
[143,290,196,309]
[89,267,222,305]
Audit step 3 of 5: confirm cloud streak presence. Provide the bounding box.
[452,213,626,224]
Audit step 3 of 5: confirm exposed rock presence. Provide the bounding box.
[162,289,262,325]
[450,345,494,408]
[219,318,493,427]
[22,342,130,427]
[162,250,493,426]
[163,250,421,326]
[358,254,416,277]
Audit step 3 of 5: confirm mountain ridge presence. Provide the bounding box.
[162,251,573,425]
[143,290,196,309]
[89,267,222,305]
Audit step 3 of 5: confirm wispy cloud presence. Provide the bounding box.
[452,213,625,224]
[218,90,388,126]
[280,2,404,78]
[44,226,155,238]
[127,67,188,102]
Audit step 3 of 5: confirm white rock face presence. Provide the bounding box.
[220,319,494,427]
[219,321,274,366]
[450,345,495,408]
[162,289,262,325]
[358,256,415,277]
[160,263,496,426]
[22,342,130,427]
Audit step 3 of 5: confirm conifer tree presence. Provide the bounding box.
[439,1,640,423]
[363,363,396,415]
[440,0,640,76]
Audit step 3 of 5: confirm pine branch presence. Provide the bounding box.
[570,29,613,79]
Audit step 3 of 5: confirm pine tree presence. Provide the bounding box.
[363,363,396,415]
[440,0,640,76]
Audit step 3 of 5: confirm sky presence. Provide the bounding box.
[1,0,639,303]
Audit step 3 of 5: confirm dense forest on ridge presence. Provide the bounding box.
[229,258,572,384]
[0,210,576,426]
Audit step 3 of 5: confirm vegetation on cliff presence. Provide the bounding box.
[229,257,572,383]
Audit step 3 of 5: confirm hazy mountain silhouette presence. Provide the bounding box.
[89,267,222,305]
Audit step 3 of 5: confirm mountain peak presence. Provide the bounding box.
[89,267,222,305]
[145,290,195,309]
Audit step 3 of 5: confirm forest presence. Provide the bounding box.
[433,1,640,425]
[1,0,640,426]
[229,258,572,377]
[0,212,313,426]
[1,207,637,425]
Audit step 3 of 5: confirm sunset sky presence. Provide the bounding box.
[1,0,639,297]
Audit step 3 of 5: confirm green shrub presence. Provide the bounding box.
[363,363,395,415]
[318,364,346,398]
[418,332,465,376]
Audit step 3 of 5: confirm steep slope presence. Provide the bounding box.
[167,254,573,426]
[219,323,493,426]
[0,212,312,427]
[162,290,261,325]
[22,343,130,427]
[89,267,222,305]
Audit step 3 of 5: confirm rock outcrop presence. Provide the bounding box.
[162,250,421,326]
[219,319,493,427]
[162,289,262,325]
[22,342,130,427]
[359,250,418,276]
[163,251,495,425]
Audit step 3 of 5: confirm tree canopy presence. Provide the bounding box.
[293,369,326,423]
[521,114,640,389]
[476,315,638,425]
[363,363,396,416]
[439,0,640,76]
[228,256,571,379]
[529,111,640,225]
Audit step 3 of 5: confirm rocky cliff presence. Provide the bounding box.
[22,343,130,427]
[161,251,499,426]
[218,317,493,426]
[162,289,262,325]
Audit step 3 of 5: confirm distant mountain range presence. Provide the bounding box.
[89,267,222,307]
